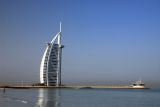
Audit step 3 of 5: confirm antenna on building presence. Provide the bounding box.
[60,21,62,32]
[58,22,61,45]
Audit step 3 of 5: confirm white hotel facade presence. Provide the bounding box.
[40,23,64,86]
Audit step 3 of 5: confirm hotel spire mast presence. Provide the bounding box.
[58,22,61,45]
[58,22,63,86]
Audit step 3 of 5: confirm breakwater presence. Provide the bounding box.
[0,85,149,89]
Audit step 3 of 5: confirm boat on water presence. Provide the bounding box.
[131,80,146,89]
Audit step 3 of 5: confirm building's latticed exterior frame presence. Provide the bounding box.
[40,23,64,86]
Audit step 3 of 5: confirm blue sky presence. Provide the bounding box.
[0,0,160,87]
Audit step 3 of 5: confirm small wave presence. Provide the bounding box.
[1,94,28,104]
[21,100,28,104]
[15,99,28,104]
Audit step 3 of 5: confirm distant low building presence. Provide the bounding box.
[40,23,64,86]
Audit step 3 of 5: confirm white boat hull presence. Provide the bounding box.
[132,86,145,89]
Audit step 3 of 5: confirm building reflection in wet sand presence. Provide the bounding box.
[36,89,60,107]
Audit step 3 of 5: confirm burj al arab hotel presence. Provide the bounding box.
[40,23,64,86]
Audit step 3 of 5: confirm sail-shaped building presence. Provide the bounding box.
[40,23,64,86]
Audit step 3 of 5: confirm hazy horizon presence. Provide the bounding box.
[1,0,160,87]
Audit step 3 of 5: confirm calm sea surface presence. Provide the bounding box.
[0,88,160,107]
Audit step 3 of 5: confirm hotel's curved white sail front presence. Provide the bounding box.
[40,23,63,86]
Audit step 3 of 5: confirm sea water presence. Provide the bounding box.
[0,88,160,107]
